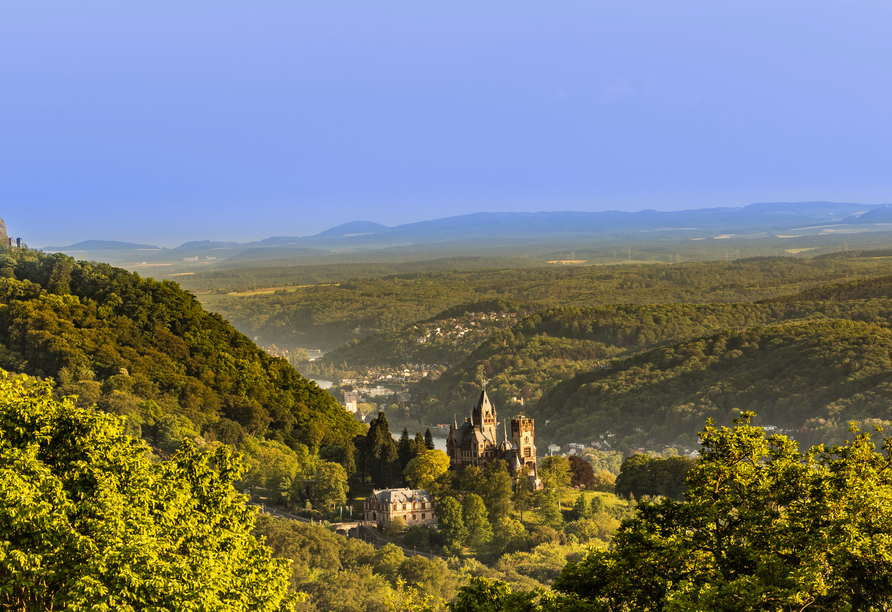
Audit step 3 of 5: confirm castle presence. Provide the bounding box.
[446,389,541,489]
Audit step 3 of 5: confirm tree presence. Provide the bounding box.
[448,577,543,612]
[551,414,892,611]
[462,494,493,548]
[364,412,402,488]
[491,517,527,555]
[404,449,450,491]
[0,372,294,611]
[315,460,348,509]
[414,430,427,456]
[570,491,591,521]
[436,497,467,552]
[383,516,407,537]
[539,456,571,507]
[512,472,535,523]
[398,427,414,472]
[424,428,435,450]
[537,488,563,529]
[481,460,513,521]
[568,455,596,489]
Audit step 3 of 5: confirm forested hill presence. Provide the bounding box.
[763,273,892,304]
[534,319,892,448]
[387,298,892,426]
[0,249,362,450]
[321,298,538,369]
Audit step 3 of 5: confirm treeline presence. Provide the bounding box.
[179,256,539,293]
[207,255,892,350]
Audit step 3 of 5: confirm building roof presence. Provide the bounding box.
[367,488,433,504]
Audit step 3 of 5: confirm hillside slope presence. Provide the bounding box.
[0,250,362,451]
[534,319,892,447]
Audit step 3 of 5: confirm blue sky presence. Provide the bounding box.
[3,1,891,247]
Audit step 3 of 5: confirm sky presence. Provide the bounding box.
[2,1,892,247]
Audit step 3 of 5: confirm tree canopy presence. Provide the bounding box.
[0,370,293,611]
[552,414,892,611]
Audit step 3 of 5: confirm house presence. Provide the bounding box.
[364,488,436,526]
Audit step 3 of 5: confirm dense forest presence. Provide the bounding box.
[0,248,362,452]
[207,255,892,350]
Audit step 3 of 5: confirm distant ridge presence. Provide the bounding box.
[312,220,390,238]
[43,240,161,251]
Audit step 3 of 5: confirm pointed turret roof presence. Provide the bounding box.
[473,389,494,418]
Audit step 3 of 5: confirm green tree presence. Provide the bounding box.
[424,428,435,450]
[462,493,493,549]
[364,412,402,488]
[436,497,467,552]
[539,456,571,507]
[398,427,414,472]
[570,491,591,521]
[481,460,513,521]
[512,472,535,523]
[315,460,348,509]
[491,517,527,555]
[552,414,892,611]
[0,371,294,611]
[537,488,563,529]
[404,449,450,491]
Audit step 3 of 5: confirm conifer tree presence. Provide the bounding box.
[424,428,435,450]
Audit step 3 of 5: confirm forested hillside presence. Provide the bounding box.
[534,319,892,447]
[763,272,892,303]
[0,249,362,451]
[208,255,892,350]
[319,298,536,370]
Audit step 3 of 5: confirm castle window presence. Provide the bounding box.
[524,448,531,457]
[422,513,426,519]
[421,502,426,509]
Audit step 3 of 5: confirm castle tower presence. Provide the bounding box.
[471,389,498,442]
[511,416,536,468]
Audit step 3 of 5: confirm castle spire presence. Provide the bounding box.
[503,419,509,443]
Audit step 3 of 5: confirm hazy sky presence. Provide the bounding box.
[3,1,891,247]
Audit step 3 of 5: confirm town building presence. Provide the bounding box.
[446,389,541,489]
[364,488,436,526]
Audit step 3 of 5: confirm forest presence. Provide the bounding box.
[205,254,892,350]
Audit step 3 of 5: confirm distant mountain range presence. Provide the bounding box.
[42,240,161,251]
[41,202,887,263]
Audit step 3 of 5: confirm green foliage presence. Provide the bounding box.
[315,460,349,509]
[551,414,892,610]
[0,251,362,454]
[462,494,493,549]
[538,456,571,499]
[207,255,892,353]
[0,371,293,611]
[447,577,546,612]
[383,516,407,537]
[538,319,892,446]
[403,449,450,491]
[357,412,402,488]
[436,497,468,552]
[614,454,696,500]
